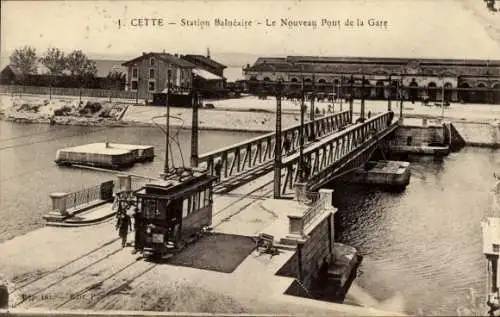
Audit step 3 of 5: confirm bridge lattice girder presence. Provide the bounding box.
[280,112,398,195]
[198,110,352,188]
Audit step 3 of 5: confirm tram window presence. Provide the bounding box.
[143,199,158,218]
[182,199,189,218]
[205,188,211,205]
[192,194,198,212]
[196,191,201,210]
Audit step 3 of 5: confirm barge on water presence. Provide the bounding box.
[55,142,154,169]
[348,160,411,189]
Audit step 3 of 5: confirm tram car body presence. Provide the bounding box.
[134,171,216,257]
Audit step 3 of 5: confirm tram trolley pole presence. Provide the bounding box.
[191,90,199,168]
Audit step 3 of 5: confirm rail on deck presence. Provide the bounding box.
[198,110,352,184]
[280,112,397,194]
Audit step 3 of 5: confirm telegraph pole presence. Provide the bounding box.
[274,80,283,199]
[190,91,199,168]
[310,73,316,140]
[164,73,171,175]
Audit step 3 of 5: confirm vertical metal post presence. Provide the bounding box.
[135,78,139,105]
[339,74,343,112]
[388,75,392,111]
[190,91,199,168]
[310,73,316,140]
[441,77,445,119]
[298,77,305,182]
[164,73,171,175]
[399,75,404,122]
[349,75,354,119]
[360,75,366,120]
[274,80,283,199]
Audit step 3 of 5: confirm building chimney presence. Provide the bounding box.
[163,49,165,53]
[207,47,211,58]
[142,52,146,56]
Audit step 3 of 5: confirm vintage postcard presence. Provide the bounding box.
[0,0,499,316]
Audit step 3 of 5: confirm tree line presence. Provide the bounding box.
[6,46,125,90]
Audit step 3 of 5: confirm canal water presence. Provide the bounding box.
[1,120,499,315]
[333,148,500,315]
[0,120,262,243]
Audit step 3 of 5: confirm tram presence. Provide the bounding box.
[133,170,217,257]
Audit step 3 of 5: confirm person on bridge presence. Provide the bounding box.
[283,137,292,155]
[116,212,132,248]
[214,159,222,182]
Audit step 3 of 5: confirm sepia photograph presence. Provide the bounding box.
[0,0,499,316]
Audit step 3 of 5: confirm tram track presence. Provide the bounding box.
[10,237,121,292]
[54,260,156,310]
[11,239,125,307]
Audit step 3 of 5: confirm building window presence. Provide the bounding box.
[148,81,155,91]
[132,68,138,78]
[131,81,138,90]
[149,68,155,78]
[150,58,155,67]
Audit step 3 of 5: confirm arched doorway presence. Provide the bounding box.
[443,82,453,102]
[477,83,487,103]
[361,79,371,98]
[318,79,327,92]
[290,78,298,83]
[375,80,385,99]
[427,82,437,101]
[389,80,398,100]
[409,79,419,103]
[493,83,500,104]
[458,82,470,103]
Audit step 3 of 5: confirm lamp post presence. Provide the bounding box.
[310,73,316,140]
[298,76,306,182]
[274,79,283,199]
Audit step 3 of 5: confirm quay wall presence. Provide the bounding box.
[280,213,335,291]
[395,119,500,148]
[451,121,500,148]
[392,125,445,146]
[299,214,334,289]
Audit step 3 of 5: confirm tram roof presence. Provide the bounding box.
[135,172,216,199]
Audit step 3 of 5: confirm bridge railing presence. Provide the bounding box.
[281,112,396,195]
[198,110,352,183]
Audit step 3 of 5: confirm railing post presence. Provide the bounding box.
[319,189,335,211]
[50,192,69,216]
[115,174,131,195]
[295,182,307,203]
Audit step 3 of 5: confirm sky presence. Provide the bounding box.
[1,0,500,68]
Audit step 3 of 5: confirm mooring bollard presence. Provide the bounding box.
[49,192,69,216]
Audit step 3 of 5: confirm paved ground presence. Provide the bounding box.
[0,167,403,315]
